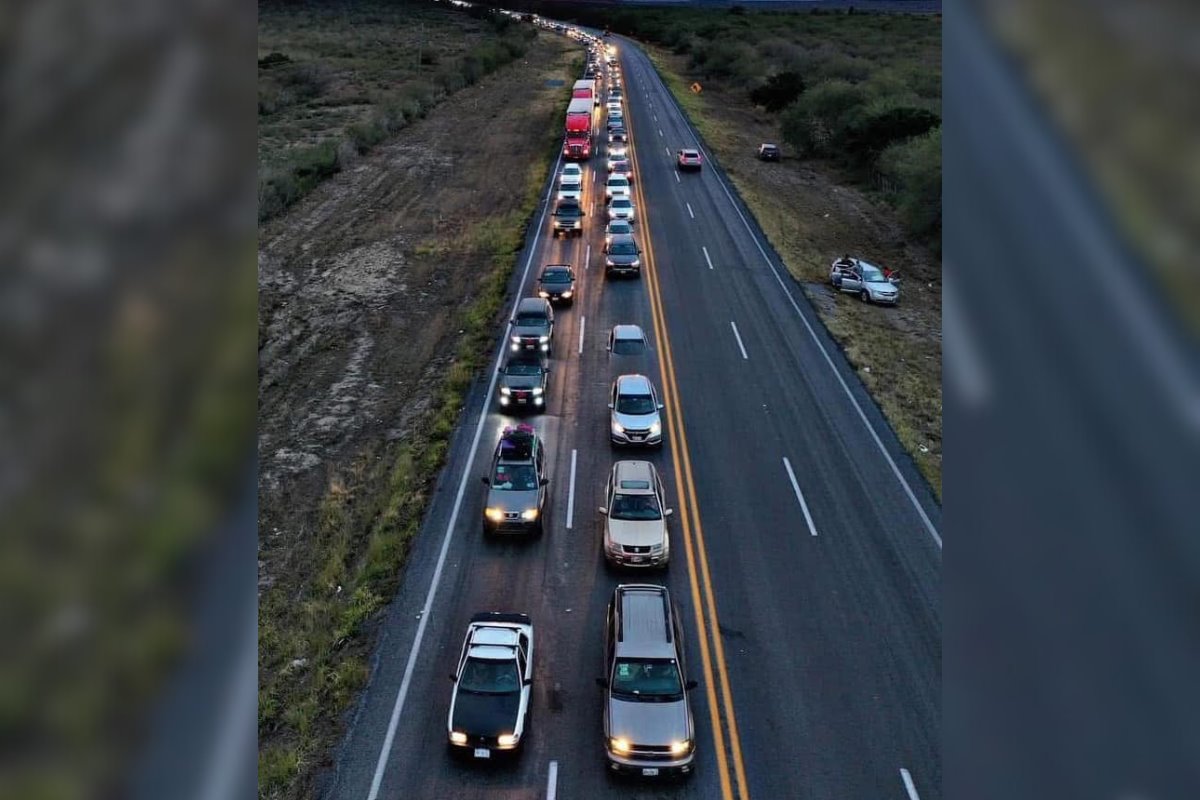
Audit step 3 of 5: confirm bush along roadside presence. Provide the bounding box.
[541,2,941,248]
[256,80,573,800]
[257,7,536,223]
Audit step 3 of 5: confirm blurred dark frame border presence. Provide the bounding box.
[1,0,257,798]
[2,0,1198,798]
[946,1,1200,798]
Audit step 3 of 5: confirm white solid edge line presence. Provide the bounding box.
[900,768,921,800]
[566,450,577,530]
[782,457,819,537]
[702,246,714,270]
[578,315,586,355]
[730,320,749,360]
[712,155,942,546]
[547,760,560,800]
[365,153,563,800]
[686,202,695,220]
[638,43,941,547]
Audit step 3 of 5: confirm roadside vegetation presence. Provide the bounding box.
[544,5,943,492]
[256,4,578,796]
[258,0,537,220]
[551,5,941,245]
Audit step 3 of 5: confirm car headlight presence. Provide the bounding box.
[538,290,549,298]
[538,335,549,343]
[500,386,511,395]
[497,733,519,747]
[649,420,661,436]
[630,258,640,267]
[670,739,692,756]
[510,335,521,343]
[561,290,573,298]
[450,731,468,745]
[605,259,614,267]
[610,737,632,754]
[485,508,504,522]
[521,508,539,521]
[532,387,544,396]
[611,420,625,435]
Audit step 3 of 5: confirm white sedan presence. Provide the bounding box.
[447,612,534,759]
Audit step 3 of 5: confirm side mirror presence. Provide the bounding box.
[595,677,608,688]
[450,673,458,682]
[481,477,490,486]
[657,403,665,410]
[664,509,674,517]
[607,402,614,409]
[685,679,698,690]
[598,506,608,515]
[540,478,549,486]
[523,677,533,686]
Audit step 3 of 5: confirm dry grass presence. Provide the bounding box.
[648,45,943,494]
[256,19,579,799]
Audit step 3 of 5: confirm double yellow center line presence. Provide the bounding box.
[622,83,751,800]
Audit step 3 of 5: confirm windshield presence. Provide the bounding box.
[609,242,637,256]
[515,313,548,326]
[616,393,655,415]
[611,492,661,521]
[542,269,571,283]
[556,203,581,216]
[612,337,644,355]
[611,659,683,700]
[504,362,543,376]
[612,198,631,209]
[491,463,538,491]
[459,657,521,694]
[861,265,887,282]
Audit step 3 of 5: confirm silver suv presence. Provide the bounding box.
[609,374,663,446]
[600,461,672,568]
[598,584,696,777]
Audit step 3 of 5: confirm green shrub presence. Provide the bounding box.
[780,79,867,156]
[844,104,940,164]
[878,127,941,240]
[749,71,806,113]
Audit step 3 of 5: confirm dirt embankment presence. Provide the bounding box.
[257,26,576,796]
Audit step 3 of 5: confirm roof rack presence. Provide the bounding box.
[614,584,672,644]
[498,425,537,460]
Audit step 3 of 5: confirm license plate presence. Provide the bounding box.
[630,556,644,563]
[641,767,659,776]
[473,748,490,759]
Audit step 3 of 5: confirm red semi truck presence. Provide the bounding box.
[563,97,593,160]
[572,79,597,107]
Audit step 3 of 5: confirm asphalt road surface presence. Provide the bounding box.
[322,33,942,800]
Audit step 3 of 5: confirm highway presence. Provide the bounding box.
[322,32,942,800]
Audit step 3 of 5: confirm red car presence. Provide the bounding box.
[676,148,703,171]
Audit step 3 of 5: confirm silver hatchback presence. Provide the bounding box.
[609,374,663,446]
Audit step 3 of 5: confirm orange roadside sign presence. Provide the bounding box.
[690,82,702,94]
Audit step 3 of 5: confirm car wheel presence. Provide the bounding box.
[860,290,870,304]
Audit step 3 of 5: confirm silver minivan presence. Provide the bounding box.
[598,584,696,777]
